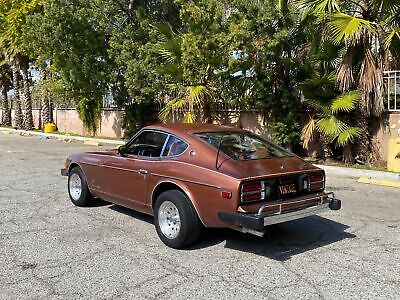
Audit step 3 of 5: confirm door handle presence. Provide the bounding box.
[138,169,148,175]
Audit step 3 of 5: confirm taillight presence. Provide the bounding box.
[241,181,270,202]
[309,172,325,191]
[242,182,262,192]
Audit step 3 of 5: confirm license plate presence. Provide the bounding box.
[279,183,296,195]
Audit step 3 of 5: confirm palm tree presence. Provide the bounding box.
[19,55,34,130]
[0,0,43,130]
[305,0,400,161]
[155,23,212,123]
[159,85,209,123]
[302,89,360,163]
[0,56,12,126]
[11,59,23,129]
[39,68,51,125]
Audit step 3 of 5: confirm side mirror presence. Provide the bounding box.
[118,145,128,157]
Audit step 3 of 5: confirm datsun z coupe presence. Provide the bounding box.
[61,124,341,248]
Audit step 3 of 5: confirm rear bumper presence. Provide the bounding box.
[61,168,69,176]
[218,192,341,231]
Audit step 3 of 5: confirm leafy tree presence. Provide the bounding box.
[0,0,44,130]
[23,0,112,133]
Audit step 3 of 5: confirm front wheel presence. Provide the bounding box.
[68,166,94,206]
[154,190,202,249]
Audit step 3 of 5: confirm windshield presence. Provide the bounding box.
[194,131,293,161]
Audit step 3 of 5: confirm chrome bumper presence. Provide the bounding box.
[218,192,341,232]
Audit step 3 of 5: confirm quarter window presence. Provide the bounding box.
[162,136,188,157]
[127,131,168,157]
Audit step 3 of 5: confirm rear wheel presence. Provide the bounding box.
[154,190,202,249]
[68,166,94,206]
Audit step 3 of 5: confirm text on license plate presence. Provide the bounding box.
[279,183,296,195]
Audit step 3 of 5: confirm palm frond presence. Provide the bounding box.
[302,0,340,14]
[330,90,359,113]
[384,27,400,49]
[336,126,360,147]
[301,116,317,149]
[358,48,378,116]
[329,13,376,45]
[159,97,186,121]
[316,115,347,137]
[183,111,195,123]
[305,98,331,116]
[187,85,208,104]
[337,47,354,91]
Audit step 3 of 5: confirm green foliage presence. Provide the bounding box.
[271,121,301,148]
[0,0,396,158]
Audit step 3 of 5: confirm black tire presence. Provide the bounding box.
[154,190,202,249]
[68,166,94,207]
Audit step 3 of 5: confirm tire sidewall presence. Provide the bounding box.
[68,167,90,206]
[154,190,199,249]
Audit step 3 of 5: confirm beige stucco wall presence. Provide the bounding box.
[1,108,125,138]
[374,112,400,161]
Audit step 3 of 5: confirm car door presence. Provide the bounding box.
[101,130,168,210]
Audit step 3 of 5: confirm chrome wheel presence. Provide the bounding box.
[158,200,181,239]
[69,173,82,201]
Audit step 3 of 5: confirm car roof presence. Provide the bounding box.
[145,123,244,135]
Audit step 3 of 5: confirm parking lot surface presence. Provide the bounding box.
[1,133,399,299]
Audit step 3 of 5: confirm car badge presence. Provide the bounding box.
[280,165,284,170]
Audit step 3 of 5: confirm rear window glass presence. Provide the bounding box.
[162,136,188,157]
[194,131,293,160]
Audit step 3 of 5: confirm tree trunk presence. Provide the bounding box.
[200,99,212,123]
[12,63,23,129]
[353,109,371,163]
[20,56,34,130]
[1,77,11,126]
[40,69,51,125]
[320,135,333,160]
[49,99,54,123]
[342,144,353,165]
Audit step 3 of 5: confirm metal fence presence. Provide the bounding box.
[384,70,400,112]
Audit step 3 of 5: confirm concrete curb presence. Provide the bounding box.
[358,177,400,188]
[0,127,125,146]
[316,164,400,181]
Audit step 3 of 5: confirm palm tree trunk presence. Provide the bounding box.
[1,76,11,126]
[321,135,333,160]
[342,144,353,165]
[20,56,34,130]
[40,69,51,125]
[49,99,54,123]
[12,63,23,129]
[353,110,371,163]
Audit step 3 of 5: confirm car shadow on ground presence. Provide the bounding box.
[192,216,355,261]
[107,204,355,261]
[109,204,154,224]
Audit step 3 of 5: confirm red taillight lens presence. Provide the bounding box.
[310,173,324,182]
[241,181,264,202]
[242,182,262,192]
[309,172,325,191]
[242,192,262,202]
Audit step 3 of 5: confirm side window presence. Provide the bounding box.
[127,131,167,157]
[162,136,188,157]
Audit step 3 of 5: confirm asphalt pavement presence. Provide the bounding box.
[0,133,399,299]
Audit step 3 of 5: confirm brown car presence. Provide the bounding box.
[61,123,341,248]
